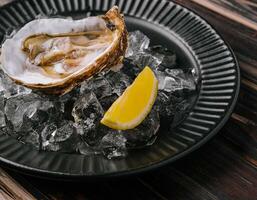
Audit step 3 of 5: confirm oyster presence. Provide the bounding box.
[1,6,128,94]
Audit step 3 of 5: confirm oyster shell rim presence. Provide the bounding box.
[2,6,128,95]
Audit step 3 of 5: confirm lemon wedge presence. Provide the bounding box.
[101,66,158,130]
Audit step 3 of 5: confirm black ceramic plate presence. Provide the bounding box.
[0,0,240,179]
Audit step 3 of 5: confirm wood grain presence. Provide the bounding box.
[191,0,257,31]
[0,168,36,200]
[0,0,10,6]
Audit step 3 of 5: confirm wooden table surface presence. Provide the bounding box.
[0,0,257,199]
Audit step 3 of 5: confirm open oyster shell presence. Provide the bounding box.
[1,6,128,94]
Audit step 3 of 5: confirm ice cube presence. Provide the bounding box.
[191,67,199,84]
[41,123,57,149]
[0,94,4,110]
[128,51,164,71]
[126,31,150,57]
[125,31,164,71]
[20,130,40,149]
[79,80,91,94]
[156,91,173,118]
[56,89,80,119]
[154,65,197,125]
[156,69,196,92]
[100,132,127,159]
[171,100,191,128]
[98,93,119,111]
[72,91,104,122]
[122,107,160,148]
[121,59,141,79]
[0,70,31,98]
[160,75,186,92]
[165,69,184,77]
[105,71,131,96]
[4,93,54,131]
[149,45,177,70]
[72,92,104,145]
[156,89,195,126]
[80,76,112,99]
[78,142,102,156]
[0,111,6,128]
[0,95,6,128]
[165,68,197,90]
[41,121,78,152]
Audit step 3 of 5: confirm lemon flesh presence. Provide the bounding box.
[101,66,158,130]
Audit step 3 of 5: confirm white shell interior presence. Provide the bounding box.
[1,17,117,85]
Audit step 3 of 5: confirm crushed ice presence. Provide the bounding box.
[0,31,198,159]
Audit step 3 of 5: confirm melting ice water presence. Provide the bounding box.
[0,31,198,159]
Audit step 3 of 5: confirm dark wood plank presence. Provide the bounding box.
[173,137,257,200]
[201,0,257,23]
[0,168,36,200]
[136,128,257,200]
[16,175,169,200]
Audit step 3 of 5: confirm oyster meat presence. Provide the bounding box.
[1,6,128,94]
